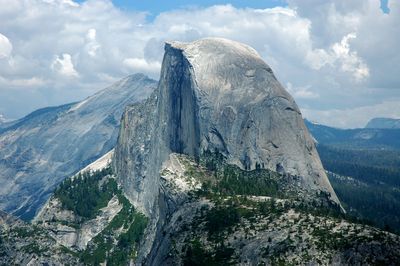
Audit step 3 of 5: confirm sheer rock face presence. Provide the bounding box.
[113,38,341,262]
[114,38,340,217]
[166,38,338,204]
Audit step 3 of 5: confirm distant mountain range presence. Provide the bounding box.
[305,119,400,150]
[365,117,400,129]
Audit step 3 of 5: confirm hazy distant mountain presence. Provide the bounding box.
[365,117,400,129]
[305,119,400,150]
[0,74,157,220]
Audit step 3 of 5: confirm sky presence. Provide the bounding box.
[0,0,398,128]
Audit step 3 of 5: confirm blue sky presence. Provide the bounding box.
[0,0,398,128]
[75,0,287,15]
[74,0,389,16]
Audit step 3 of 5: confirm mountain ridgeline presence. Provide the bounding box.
[0,74,157,220]
[305,119,400,150]
[365,117,400,129]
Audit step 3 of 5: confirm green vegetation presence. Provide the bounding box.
[329,173,400,234]
[205,203,240,237]
[317,145,400,234]
[12,227,35,238]
[215,165,280,197]
[196,150,282,198]
[21,242,48,254]
[54,166,116,220]
[183,238,235,266]
[319,145,400,187]
[80,198,148,266]
[52,165,148,265]
[178,150,374,264]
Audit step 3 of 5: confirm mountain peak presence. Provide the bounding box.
[114,38,341,220]
[365,117,400,129]
[166,37,261,60]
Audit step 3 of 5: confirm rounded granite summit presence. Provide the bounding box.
[165,37,278,100]
[115,37,342,217]
[167,37,263,62]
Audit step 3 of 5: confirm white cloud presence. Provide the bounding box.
[332,33,369,81]
[42,0,79,7]
[85,28,100,57]
[123,58,161,74]
[302,99,400,128]
[51,53,79,78]
[286,82,319,99]
[0,33,12,59]
[0,75,46,88]
[306,33,370,82]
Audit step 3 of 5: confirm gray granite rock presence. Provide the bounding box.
[113,38,342,263]
[114,38,339,212]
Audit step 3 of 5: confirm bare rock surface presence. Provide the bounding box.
[113,38,343,263]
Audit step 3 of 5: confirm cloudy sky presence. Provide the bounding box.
[0,0,398,128]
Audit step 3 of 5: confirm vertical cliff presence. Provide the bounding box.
[114,38,339,213]
[113,38,342,263]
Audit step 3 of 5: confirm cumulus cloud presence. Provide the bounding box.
[306,33,370,82]
[52,53,79,78]
[0,33,12,59]
[123,58,161,74]
[85,28,100,57]
[0,0,398,128]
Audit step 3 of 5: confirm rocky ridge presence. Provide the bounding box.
[1,150,148,265]
[0,73,157,220]
[146,154,400,265]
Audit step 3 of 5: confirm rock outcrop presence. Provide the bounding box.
[0,74,157,220]
[113,37,341,262]
[143,154,400,265]
[114,38,340,215]
[0,210,81,265]
[34,151,122,250]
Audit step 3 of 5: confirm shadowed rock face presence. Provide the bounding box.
[0,74,157,220]
[113,38,341,262]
